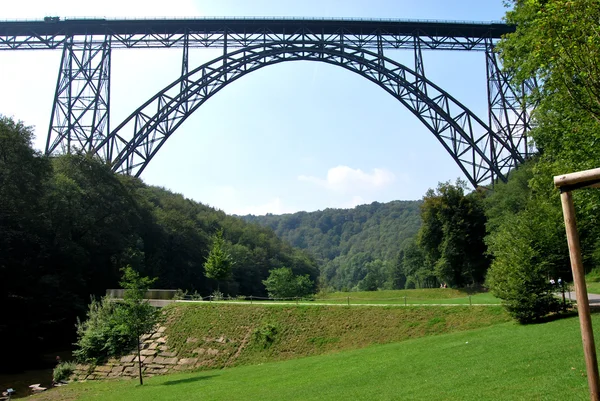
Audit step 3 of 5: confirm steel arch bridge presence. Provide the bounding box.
[0,17,530,187]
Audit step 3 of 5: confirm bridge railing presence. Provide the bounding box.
[106,288,177,300]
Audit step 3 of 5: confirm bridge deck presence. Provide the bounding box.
[0,18,513,51]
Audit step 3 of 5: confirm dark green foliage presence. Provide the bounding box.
[74,267,160,385]
[485,203,562,323]
[119,266,160,385]
[262,267,314,298]
[0,116,54,370]
[52,361,77,383]
[119,266,160,336]
[204,230,233,287]
[73,297,135,365]
[397,239,437,289]
[416,180,489,288]
[252,323,279,348]
[484,164,567,323]
[242,201,421,290]
[483,1,600,322]
[0,115,318,371]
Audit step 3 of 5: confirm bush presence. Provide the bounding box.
[173,289,188,300]
[252,323,278,348]
[486,204,562,323]
[53,361,77,382]
[262,267,314,299]
[73,297,135,365]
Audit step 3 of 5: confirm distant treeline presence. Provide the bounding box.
[242,201,422,291]
[0,116,318,370]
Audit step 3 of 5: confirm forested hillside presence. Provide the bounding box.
[242,201,421,291]
[0,116,318,370]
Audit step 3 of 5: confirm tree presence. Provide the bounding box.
[417,180,489,287]
[240,200,421,291]
[499,0,600,123]
[204,229,233,292]
[400,239,437,289]
[0,116,53,370]
[73,266,159,384]
[484,0,600,322]
[390,250,407,290]
[358,259,388,291]
[262,267,314,299]
[118,266,160,385]
[485,203,563,323]
[73,296,134,366]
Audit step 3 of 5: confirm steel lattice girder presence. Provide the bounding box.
[46,35,111,155]
[485,40,530,178]
[92,40,525,187]
[0,18,512,51]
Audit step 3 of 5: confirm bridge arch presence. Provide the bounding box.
[97,40,524,186]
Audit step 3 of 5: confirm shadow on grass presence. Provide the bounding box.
[456,285,488,295]
[161,375,216,386]
[527,310,579,325]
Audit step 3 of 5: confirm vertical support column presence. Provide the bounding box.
[485,40,498,184]
[223,30,228,83]
[47,37,73,155]
[46,35,112,159]
[412,35,429,123]
[413,35,427,97]
[376,33,384,82]
[180,30,190,113]
[485,38,529,176]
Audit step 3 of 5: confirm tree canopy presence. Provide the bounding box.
[0,115,319,370]
[242,200,421,291]
[204,229,233,288]
[483,0,600,321]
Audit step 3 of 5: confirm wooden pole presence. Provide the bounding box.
[554,167,600,189]
[559,190,600,401]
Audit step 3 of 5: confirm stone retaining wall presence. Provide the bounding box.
[73,326,200,380]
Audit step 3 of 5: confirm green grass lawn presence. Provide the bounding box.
[34,312,597,401]
[587,281,600,294]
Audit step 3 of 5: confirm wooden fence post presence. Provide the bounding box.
[555,168,600,401]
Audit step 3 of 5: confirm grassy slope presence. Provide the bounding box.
[35,312,596,401]
[164,303,508,369]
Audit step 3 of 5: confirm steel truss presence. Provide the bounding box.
[46,36,111,155]
[96,40,524,187]
[485,39,530,182]
[0,18,529,187]
[0,19,512,51]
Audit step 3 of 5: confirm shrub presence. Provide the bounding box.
[486,204,562,323]
[252,323,278,348]
[53,361,77,382]
[73,297,135,365]
[262,267,314,299]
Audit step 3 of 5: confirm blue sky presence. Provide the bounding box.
[0,1,508,215]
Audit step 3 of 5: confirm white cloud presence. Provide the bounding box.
[298,165,395,193]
